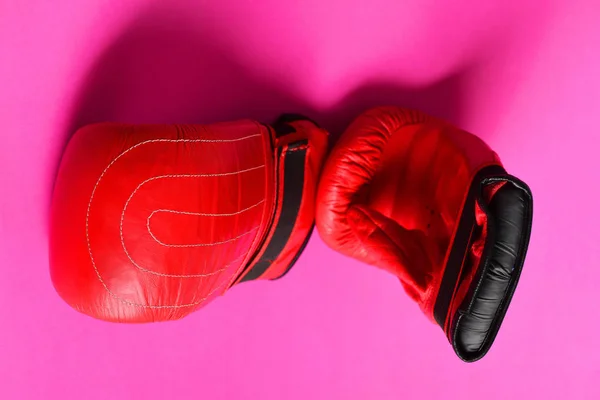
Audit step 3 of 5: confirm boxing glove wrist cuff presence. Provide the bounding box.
[236,139,311,282]
[234,116,327,284]
[433,167,533,362]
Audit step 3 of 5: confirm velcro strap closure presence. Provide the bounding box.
[238,138,310,282]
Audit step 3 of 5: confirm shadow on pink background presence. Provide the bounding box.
[1,1,599,399]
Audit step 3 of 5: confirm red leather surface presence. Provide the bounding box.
[51,121,275,322]
[316,106,502,320]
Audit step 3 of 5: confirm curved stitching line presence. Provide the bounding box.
[148,198,265,220]
[120,167,264,251]
[145,198,265,250]
[147,227,259,248]
[107,252,247,309]
[223,125,271,289]
[124,227,259,277]
[86,134,264,308]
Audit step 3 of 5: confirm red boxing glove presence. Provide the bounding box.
[316,107,533,362]
[50,116,327,322]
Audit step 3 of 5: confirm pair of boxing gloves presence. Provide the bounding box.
[50,106,532,362]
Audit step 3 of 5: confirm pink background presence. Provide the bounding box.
[1,0,599,399]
